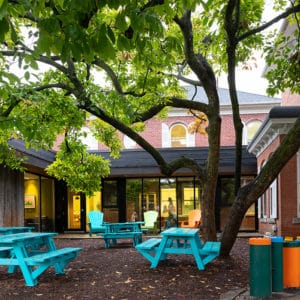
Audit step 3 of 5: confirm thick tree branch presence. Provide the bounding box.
[0,97,21,117]
[238,3,300,42]
[224,0,243,193]
[93,58,124,95]
[221,116,300,256]
[132,97,209,122]
[79,98,205,178]
[34,83,74,93]
[1,49,68,74]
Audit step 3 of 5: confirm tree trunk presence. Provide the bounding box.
[221,117,300,256]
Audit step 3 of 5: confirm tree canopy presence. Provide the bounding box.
[1,0,300,255]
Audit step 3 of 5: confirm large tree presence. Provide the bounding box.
[0,0,300,256]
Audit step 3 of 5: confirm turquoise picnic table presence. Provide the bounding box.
[0,226,34,235]
[135,227,221,270]
[98,221,144,248]
[0,232,82,286]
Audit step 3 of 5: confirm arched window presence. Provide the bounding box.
[171,124,187,147]
[243,120,262,145]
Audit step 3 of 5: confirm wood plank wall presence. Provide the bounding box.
[0,165,24,226]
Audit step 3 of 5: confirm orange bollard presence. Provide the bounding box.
[283,241,300,288]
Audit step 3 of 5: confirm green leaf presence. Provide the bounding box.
[0,17,8,41]
[115,12,128,31]
[24,71,30,81]
[98,24,115,59]
[0,0,7,20]
[117,35,130,50]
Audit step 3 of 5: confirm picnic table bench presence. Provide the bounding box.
[135,228,221,270]
[0,232,82,286]
[97,222,144,248]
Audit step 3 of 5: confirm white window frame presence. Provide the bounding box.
[258,162,267,219]
[162,123,171,147]
[262,192,267,218]
[269,179,277,219]
[297,151,300,218]
[124,135,136,149]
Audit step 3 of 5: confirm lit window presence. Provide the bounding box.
[171,124,187,147]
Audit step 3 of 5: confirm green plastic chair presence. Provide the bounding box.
[141,210,158,233]
[87,211,106,236]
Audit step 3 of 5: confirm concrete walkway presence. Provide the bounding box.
[220,287,300,299]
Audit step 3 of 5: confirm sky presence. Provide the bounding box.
[217,56,269,96]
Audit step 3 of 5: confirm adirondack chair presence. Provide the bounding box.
[87,211,106,236]
[141,210,159,233]
[181,209,201,228]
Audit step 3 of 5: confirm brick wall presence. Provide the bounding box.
[257,135,300,237]
[282,89,300,106]
[53,110,269,150]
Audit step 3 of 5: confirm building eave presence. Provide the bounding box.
[248,106,300,156]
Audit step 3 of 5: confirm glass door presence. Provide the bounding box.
[67,192,82,230]
[160,178,177,229]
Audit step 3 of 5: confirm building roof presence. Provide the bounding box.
[248,106,300,156]
[8,139,256,178]
[8,139,56,169]
[185,85,281,106]
[92,146,257,177]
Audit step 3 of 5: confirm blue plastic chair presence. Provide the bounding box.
[87,211,106,236]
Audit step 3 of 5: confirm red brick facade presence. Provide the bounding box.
[256,136,300,237]
[93,111,269,150]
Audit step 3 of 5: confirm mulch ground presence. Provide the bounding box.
[0,237,250,299]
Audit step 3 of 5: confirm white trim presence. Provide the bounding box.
[248,117,298,156]
[124,135,136,149]
[258,197,262,218]
[187,131,195,147]
[162,123,171,147]
[270,179,277,219]
[297,151,300,218]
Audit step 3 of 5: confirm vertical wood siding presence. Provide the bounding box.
[0,165,24,226]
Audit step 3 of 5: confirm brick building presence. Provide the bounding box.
[248,96,300,237]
